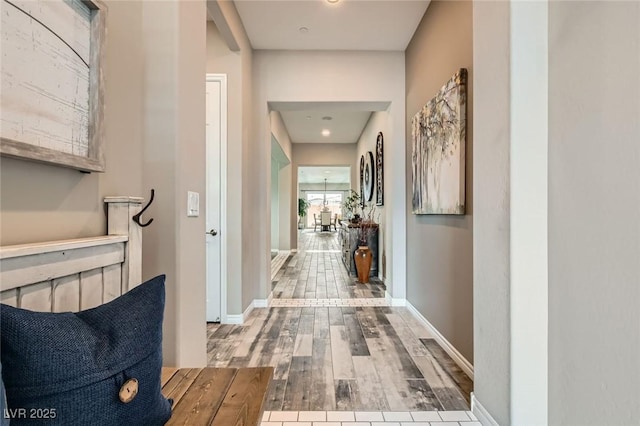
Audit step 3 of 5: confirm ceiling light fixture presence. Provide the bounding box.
[298,26,309,34]
[327,0,340,3]
[321,129,331,137]
[322,116,333,121]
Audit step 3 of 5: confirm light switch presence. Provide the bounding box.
[187,191,199,217]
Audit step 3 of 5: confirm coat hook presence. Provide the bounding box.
[133,189,155,227]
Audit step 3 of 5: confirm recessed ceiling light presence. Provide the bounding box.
[325,171,331,174]
[327,0,340,3]
[322,116,333,121]
[322,129,331,137]
[299,26,309,34]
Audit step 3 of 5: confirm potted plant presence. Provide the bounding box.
[298,198,310,229]
[342,189,361,222]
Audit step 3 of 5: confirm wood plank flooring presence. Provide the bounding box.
[207,230,473,412]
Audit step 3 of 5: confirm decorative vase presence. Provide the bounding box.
[354,246,373,284]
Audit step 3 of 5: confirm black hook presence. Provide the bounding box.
[133,189,155,227]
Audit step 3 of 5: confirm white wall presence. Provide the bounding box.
[253,50,406,304]
[548,1,640,424]
[356,112,388,279]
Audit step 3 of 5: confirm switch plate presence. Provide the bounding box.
[187,191,199,217]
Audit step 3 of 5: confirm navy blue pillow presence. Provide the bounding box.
[0,275,171,425]
[1,361,9,425]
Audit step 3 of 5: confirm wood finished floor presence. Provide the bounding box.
[207,230,473,412]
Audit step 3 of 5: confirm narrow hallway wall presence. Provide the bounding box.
[405,0,474,363]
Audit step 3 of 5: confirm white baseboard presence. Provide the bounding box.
[384,291,407,306]
[253,298,269,308]
[471,393,499,426]
[405,300,474,380]
[242,301,254,323]
[223,297,270,325]
[224,314,243,325]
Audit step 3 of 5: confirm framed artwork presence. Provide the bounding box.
[364,151,374,202]
[375,132,383,206]
[359,155,365,208]
[0,0,107,172]
[411,68,467,215]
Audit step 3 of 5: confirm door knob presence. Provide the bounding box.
[207,229,218,236]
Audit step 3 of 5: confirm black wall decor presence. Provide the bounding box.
[376,132,383,206]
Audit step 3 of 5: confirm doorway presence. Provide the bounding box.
[205,74,227,323]
[298,166,351,228]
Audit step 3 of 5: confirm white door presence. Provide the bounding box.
[206,77,225,322]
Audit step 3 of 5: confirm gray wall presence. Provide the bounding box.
[471,1,511,423]
[0,0,144,245]
[140,0,207,367]
[1,0,208,367]
[405,0,474,364]
[548,1,640,424]
[206,19,249,315]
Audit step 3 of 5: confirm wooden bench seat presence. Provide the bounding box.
[161,367,273,426]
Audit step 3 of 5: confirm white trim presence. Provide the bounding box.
[471,393,499,426]
[510,2,548,422]
[253,298,269,308]
[224,314,243,325]
[384,291,406,307]
[206,73,228,324]
[242,301,254,323]
[406,300,474,380]
[223,297,270,325]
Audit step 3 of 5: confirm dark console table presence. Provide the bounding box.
[338,221,379,278]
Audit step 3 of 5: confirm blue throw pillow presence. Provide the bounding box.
[0,275,171,425]
[1,361,9,425]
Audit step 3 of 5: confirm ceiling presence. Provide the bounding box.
[233,0,430,51]
[280,110,372,144]
[227,1,431,145]
[299,166,351,184]
[271,101,389,145]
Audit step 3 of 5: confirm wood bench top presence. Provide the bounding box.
[161,367,273,426]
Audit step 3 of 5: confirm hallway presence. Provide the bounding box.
[207,230,475,423]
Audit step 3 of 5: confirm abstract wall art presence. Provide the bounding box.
[411,68,467,215]
[0,0,107,172]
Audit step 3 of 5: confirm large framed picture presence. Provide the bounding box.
[0,0,107,172]
[411,68,467,215]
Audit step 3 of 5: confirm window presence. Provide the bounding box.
[306,193,342,228]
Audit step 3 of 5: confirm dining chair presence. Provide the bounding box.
[330,213,338,231]
[321,211,331,230]
[313,213,322,231]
